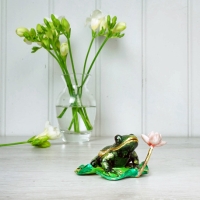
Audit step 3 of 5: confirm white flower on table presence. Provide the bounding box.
[28,121,61,148]
[0,121,61,148]
[35,121,61,140]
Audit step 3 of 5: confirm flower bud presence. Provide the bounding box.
[60,42,69,56]
[111,16,117,28]
[112,22,126,33]
[23,38,32,45]
[51,14,59,25]
[36,24,43,33]
[55,40,60,49]
[42,38,50,49]
[39,141,51,148]
[61,17,70,33]
[31,135,49,146]
[45,30,53,39]
[43,18,51,29]
[107,15,111,27]
[30,28,36,38]
[16,27,29,37]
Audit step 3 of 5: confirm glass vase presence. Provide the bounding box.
[56,74,96,142]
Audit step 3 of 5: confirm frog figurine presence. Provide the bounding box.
[75,134,149,181]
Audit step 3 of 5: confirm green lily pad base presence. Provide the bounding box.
[75,162,148,181]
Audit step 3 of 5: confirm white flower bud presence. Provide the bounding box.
[60,42,69,56]
[112,22,126,33]
[16,27,29,37]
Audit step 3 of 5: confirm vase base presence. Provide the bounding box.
[61,131,91,143]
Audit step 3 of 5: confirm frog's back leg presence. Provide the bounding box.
[90,145,112,167]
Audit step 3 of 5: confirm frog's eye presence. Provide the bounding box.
[115,135,122,144]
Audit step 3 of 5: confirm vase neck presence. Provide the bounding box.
[62,73,90,88]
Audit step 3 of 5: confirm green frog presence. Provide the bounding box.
[90,134,139,173]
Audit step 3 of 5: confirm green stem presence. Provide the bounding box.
[57,107,68,118]
[81,37,95,86]
[72,107,79,132]
[68,107,78,131]
[0,141,28,147]
[49,40,67,73]
[49,40,74,96]
[68,107,93,132]
[67,37,78,86]
[78,108,92,130]
[82,36,110,86]
[83,107,92,128]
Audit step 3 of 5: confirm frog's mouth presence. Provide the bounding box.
[98,136,138,157]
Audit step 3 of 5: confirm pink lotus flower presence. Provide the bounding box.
[141,131,166,148]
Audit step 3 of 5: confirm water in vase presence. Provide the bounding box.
[56,105,96,142]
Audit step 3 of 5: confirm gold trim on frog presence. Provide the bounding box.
[98,136,138,157]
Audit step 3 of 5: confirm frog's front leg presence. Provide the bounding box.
[101,152,115,173]
[90,156,100,167]
[127,150,139,168]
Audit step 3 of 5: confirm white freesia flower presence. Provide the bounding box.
[99,16,108,30]
[36,121,61,140]
[86,9,105,31]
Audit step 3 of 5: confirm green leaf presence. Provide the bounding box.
[118,33,125,38]
[31,46,42,53]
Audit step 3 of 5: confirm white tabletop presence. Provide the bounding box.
[0,136,200,200]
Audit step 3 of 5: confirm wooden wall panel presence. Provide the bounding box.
[191,0,200,136]
[5,0,49,135]
[144,0,188,136]
[0,0,200,137]
[100,0,143,136]
[0,0,6,136]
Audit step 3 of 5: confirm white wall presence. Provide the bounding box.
[0,0,200,137]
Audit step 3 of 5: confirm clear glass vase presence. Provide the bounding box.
[56,74,96,142]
